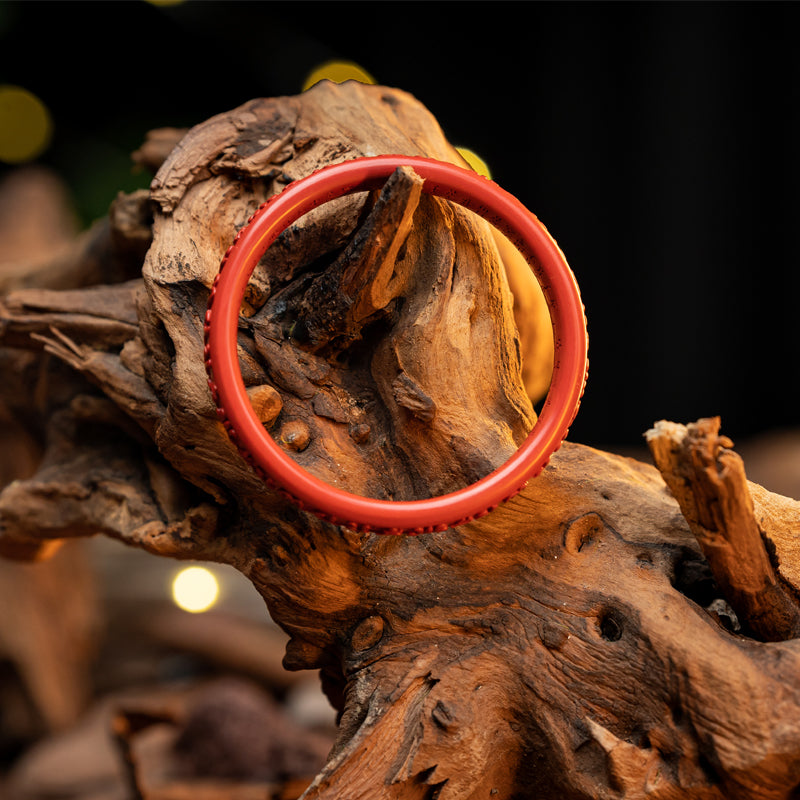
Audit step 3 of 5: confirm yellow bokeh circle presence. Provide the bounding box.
[456,147,492,180]
[302,60,376,92]
[0,85,53,164]
[171,566,220,613]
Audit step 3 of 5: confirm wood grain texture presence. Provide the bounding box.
[2,82,800,799]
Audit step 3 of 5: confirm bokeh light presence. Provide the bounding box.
[0,85,53,164]
[456,147,492,179]
[302,60,376,92]
[171,566,220,613]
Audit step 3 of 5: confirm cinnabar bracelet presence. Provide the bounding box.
[204,155,588,534]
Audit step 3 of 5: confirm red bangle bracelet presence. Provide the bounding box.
[204,155,588,535]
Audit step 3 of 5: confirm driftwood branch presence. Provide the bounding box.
[647,417,800,641]
[2,82,800,799]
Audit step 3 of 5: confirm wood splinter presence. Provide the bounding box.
[647,416,800,641]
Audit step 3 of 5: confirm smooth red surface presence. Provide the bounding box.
[205,155,588,533]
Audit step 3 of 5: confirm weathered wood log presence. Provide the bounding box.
[3,81,800,799]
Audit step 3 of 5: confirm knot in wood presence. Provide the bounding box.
[392,372,436,422]
[563,512,607,555]
[431,700,458,732]
[283,637,326,671]
[597,608,624,642]
[351,615,384,652]
[349,422,371,444]
[279,420,310,451]
[540,620,570,651]
[241,272,271,317]
[270,544,291,569]
[246,384,282,428]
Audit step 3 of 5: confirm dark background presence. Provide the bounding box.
[1,0,797,451]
